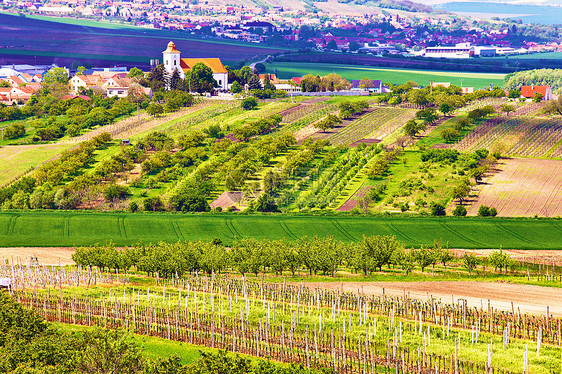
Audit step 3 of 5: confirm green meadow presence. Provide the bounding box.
[269,62,506,88]
[0,211,560,249]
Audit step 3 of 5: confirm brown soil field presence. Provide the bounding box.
[0,247,75,265]
[302,281,562,316]
[467,158,562,217]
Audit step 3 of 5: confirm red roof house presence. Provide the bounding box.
[521,85,553,101]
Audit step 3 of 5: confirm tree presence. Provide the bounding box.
[415,107,438,124]
[411,246,434,272]
[429,202,446,216]
[241,97,258,110]
[499,103,516,116]
[43,67,69,84]
[533,92,544,103]
[359,78,374,89]
[127,67,144,78]
[452,205,467,216]
[169,69,181,90]
[403,119,425,137]
[451,180,471,203]
[254,63,266,73]
[508,89,520,99]
[314,114,341,132]
[230,80,242,94]
[247,75,262,90]
[146,102,164,117]
[188,63,217,93]
[366,157,389,178]
[477,205,491,217]
[326,39,338,50]
[254,193,279,212]
[544,95,562,115]
[439,102,453,116]
[441,127,460,142]
[470,165,489,184]
[263,74,275,91]
[463,252,478,275]
[77,66,86,75]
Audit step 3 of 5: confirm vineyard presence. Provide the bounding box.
[327,108,414,147]
[5,264,562,374]
[455,116,562,158]
[278,102,340,135]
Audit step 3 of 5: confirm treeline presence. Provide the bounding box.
[504,69,562,93]
[72,237,517,279]
[72,236,464,278]
[378,81,505,109]
[0,292,323,374]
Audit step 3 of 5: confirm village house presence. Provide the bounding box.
[520,85,553,101]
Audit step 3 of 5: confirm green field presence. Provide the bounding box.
[1,211,561,249]
[0,144,74,187]
[269,62,506,88]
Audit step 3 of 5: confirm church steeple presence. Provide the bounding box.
[162,41,183,78]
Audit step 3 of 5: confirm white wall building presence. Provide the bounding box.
[162,41,228,90]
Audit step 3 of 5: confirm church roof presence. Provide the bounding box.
[163,41,181,54]
[180,58,227,74]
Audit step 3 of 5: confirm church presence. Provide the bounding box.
[162,41,229,90]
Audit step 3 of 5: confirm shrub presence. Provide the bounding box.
[477,205,490,217]
[430,202,446,216]
[452,205,467,216]
[241,97,258,110]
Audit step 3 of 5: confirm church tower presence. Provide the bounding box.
[162,41,184,79]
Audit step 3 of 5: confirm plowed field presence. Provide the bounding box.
[468,158,562,217]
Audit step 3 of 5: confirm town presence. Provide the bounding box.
[2,0,562,60]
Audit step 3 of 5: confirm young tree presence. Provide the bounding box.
[230,80,242,94]
[463,252,478,275]
[411,246,435,272]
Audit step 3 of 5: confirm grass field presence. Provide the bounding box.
[269,62,506,88]
[1,211,561,249]
[0,144,74,187]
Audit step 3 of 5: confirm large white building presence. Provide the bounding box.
[162,41,228,90]
[422,43,497,59]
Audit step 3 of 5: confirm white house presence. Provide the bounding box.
[162,41,228,90]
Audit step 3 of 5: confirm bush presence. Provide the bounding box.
[452,205,467,216]
[430,202,446,216]
[477,205,490,217]
[241,97,258,110]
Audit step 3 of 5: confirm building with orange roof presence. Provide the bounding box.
[162,41,228,90]
[520,85,553,101]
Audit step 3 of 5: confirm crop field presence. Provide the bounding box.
[454,116,562,158]
[269,62,506,88]
[0,143,74,187]
[467,158,562,217]
[1,211,562,249]
[0,13,287,68]
[8,265,562,374]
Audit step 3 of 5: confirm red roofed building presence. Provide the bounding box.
[521,85,553,101]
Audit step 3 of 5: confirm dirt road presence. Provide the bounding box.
[302,281,562,316]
